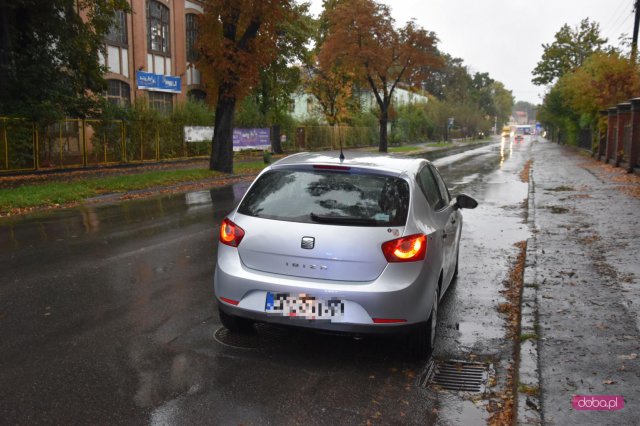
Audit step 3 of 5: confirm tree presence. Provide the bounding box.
[255,2,313,153]
[537,82,576,144]
[305,0,357,129]
[305,58,356,126]
[513,101,537,119]
[490,81,515,128]
[532,18,607,86]
[0,0,129,122]
[321,0,441,152]
[537,50,640,146]
[421,54,513,137]
[197,0,307,172]
[560,51,640,126]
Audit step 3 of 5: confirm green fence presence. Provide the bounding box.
[292,125,377,151]
[1,118,37,172]
[0,117,214,173]
[1,118,379,174]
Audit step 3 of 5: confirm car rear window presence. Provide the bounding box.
[237,169,410,226]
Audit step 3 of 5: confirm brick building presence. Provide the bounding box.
[100,0,206,112]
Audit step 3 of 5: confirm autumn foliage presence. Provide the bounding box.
[319,0,442,151]
[538,49,640,145]
[197,0,297,172]
[559,51,640,118]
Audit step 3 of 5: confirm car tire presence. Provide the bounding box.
[452,247,459,280]
[408,287,439,360]
[219,307,254,333]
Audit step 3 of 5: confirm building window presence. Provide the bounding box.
[186,14,199,63]
[148,0,170,55]
[106,10,128,46]
[188,89,206,103]
[148,91,173,113]
[107,80,130,107]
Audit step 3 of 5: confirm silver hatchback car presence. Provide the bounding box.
[214,152,477,357]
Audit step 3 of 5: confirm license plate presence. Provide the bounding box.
[265,292,344,320]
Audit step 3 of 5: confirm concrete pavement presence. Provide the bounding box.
[520,139,640,425]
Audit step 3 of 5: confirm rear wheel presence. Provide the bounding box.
[452,247,459,280]
[408,287,439,359]
[219,308,254,333]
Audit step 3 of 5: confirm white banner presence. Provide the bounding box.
[184,126,214,143]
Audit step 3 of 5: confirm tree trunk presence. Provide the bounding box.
[378,107,388,153]
[271,124,282,154]
[210,90,236,173]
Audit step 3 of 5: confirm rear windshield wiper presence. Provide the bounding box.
[310,212,380,225]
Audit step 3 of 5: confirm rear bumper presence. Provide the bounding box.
[218,301,427,335]
[214,244,439,333]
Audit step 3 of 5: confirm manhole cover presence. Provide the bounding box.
[420,360,491,393]
[213,324,288,349]
[213,327,260,349]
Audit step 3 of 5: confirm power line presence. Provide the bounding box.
[607,9,634,41]
[603,0,630,30]
[605,3,634,40]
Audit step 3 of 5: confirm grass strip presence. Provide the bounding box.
[0,160,266,215]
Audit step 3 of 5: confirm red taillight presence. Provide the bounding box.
[381,233,427,262]
[373,318,407,324]
[219,218,245,247]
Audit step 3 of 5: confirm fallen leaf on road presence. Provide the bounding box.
[602,380,616,385]
[618,353,638,360]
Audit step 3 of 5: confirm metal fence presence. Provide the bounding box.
[1,118,379,174]
[293,125,377,151]
[578,128,593,152]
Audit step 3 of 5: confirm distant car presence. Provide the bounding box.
[501,126,511,137]
[514,135,524,142]
[214,152,478,358]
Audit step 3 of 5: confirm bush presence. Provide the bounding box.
[1,119,35,170]
[124,99,214,161]
[390,102,432,145]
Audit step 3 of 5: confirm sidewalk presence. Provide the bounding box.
[522,139,640,425]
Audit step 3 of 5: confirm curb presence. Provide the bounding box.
[517,162,542,425]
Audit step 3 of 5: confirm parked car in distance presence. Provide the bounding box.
[214,152,478,358]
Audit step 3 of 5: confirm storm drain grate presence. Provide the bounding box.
[420,360,490,393]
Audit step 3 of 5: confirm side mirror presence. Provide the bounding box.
[453,194,478,210]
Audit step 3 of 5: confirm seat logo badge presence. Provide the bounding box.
[301,236,315,249]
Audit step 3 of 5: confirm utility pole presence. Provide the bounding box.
[632,0,640,62]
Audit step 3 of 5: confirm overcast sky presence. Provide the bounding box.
[307,0,636,105]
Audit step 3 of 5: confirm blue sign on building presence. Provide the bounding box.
[136,71,181,94]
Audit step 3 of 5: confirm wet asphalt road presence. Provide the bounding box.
[0,137,532,425]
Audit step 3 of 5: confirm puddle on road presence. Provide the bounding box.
[431,144,498,168]
[433,141,533,424]
[437,393,488,426]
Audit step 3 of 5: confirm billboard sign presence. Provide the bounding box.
[183,127,272,151]
[136,71,181,93]
[232,128,271,151]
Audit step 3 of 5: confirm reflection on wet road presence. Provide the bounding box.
[0,137,532,424]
